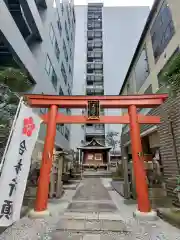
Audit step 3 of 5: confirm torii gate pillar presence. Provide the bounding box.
[29,105,58,217]
[129,105,157,219]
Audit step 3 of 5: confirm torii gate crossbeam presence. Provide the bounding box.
[25,94,168,219]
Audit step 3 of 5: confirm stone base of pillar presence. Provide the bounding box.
[28,209,51,218]
[133,209,158,221]
[56,180,63,198]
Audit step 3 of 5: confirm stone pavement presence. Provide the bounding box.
[44,178,180,239]
[1,178,180,239]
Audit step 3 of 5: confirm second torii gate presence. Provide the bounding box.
[25,94,168,219]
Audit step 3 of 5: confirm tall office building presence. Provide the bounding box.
[85,3,105,145]
[71,2,150,150]
[0,0,76,157]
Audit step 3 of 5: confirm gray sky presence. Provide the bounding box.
[74,0,154,7]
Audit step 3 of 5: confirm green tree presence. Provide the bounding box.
[0,67,33,161]
[105,131,120,153]
[0,67,32,92]
[159,53,180,97]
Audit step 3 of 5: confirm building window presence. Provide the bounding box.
[95,153,102,160]
[57,17,62,37]
[88,22,102,30]
[61,62,67,84]
[88,30,101,39]
[88,51,102,60]
[61,3,64,15]
[94,52,102,58]
[56,124,60,132]
[93,47,102,52]
[94,63,103,69]
[71,32,73,41]
[61,125,64,135]
[94,31,102,38]
[87,63,103,70]
[50,24,60,61]
[94,41,102,48]
[134,46,149,92]
[95,75,103,81]
[66,6,71,28]
[59,86,64,95]
[66,108,71,115]
[45,55,57,91]
[65,127,70,140]
[69,65,72,75]
[65,21,70,42]
[55,40,60,61]
[49,24,55,44]
[70,48,72,59]
[63,40,68,62]
[72,18,74,32]
[94,76,103,82]
[88,6,102,12]
[51,68,57,90]
[86,73,94,82]
[40,108,48,114]
[150,1,175,62]
[126,82,130,95]
[45,55,52,75]
[68,85,71,95]
[57,124,64,135]
[72,7,76,23]
[94,69,103,74]
[69,4,72,13]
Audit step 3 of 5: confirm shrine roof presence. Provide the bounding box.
[77,138,111,150]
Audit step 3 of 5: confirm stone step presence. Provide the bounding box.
[82,171,112,179]
[63,212,123,221]
[47,230,131,239]
[83,175,112,179]
[55,218,129,232]
[66,201,117,213]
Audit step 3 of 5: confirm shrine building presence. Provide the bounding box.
[77,138,111,170]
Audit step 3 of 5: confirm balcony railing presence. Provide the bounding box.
[86,85,103,90]
[87,73,103,79]
[85,127,105,135]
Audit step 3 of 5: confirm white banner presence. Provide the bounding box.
[0,103,41,226]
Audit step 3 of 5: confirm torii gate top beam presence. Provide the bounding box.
[25,94,168,108]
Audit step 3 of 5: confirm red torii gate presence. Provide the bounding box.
[25,94,168,217]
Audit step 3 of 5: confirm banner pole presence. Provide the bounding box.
[0,97,23,175]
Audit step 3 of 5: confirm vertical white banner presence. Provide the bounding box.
[0,103,41,226]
